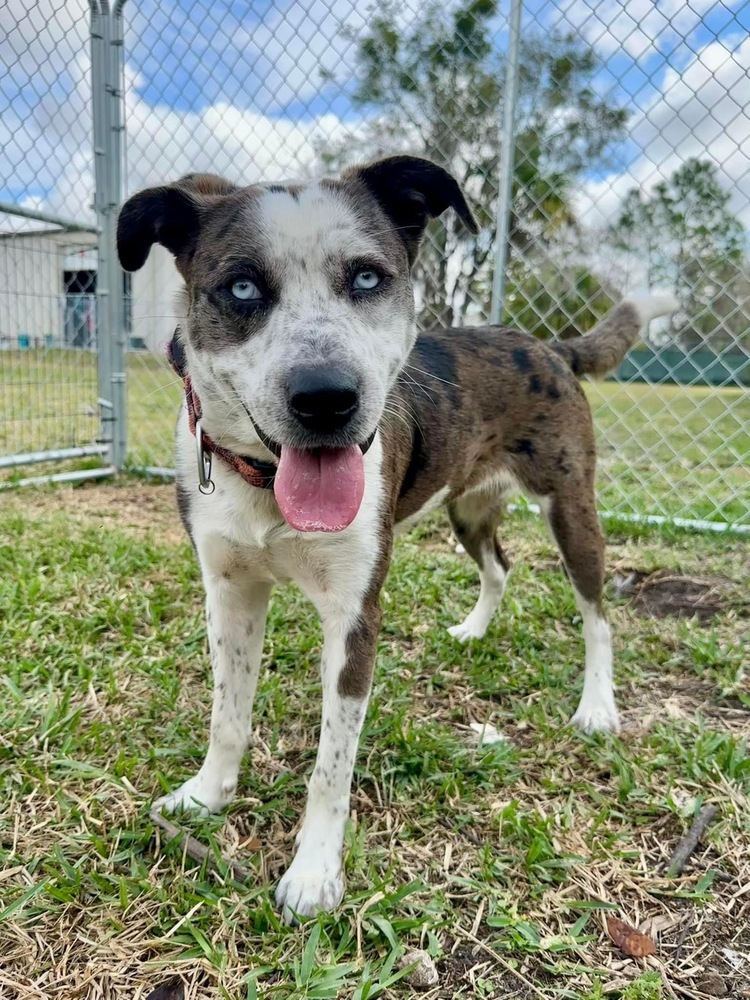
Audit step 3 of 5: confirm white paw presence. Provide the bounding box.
[275,860,345,925]
[153,771,236,815]
[571,701,621,735]
[448,618,487,643]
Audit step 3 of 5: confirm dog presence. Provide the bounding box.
[117,156,676,923]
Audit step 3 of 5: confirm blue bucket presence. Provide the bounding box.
[18,334,30,349]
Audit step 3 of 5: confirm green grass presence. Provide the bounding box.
[585,381,749,526]
[1,482,748,998]
[1,349,747,526]
[0,348,182,470]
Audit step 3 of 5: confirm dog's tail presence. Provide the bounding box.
[551,293,678,378]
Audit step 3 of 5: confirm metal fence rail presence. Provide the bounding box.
[1,0,748,528]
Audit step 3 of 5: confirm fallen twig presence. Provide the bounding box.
[671,915,694,963]
[666,804,719,877]
[150,808,253,882]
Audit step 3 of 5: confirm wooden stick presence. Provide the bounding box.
[667,804,719,877]
[150,809,253,883]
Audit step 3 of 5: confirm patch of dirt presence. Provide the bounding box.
[72,481,184,541]
[625,674,750,737]
[441,943,535,998]
[613,567,739,622]
[4,480,187,545]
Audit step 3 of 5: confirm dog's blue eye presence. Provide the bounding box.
[352,269,381,291]
[231,278,261,301]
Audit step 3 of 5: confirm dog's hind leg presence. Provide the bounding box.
[540,486,620,735]
[447,495,510,642]
[154,534,271,815]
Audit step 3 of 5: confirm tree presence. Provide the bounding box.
[612,159,746,348]
[503,261,617,341]
[318,0,627,329]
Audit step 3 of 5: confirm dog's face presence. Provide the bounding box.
[118,156,477,531]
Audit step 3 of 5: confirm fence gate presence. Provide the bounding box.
[0,1,125,488]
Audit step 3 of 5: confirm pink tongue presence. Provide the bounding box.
[274,445,365,532]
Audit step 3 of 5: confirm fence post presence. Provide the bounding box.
[489,0,523,326]
[90,0,127,471]
[108,0,128,469]
[90,2,114,467]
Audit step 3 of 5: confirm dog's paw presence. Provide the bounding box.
[447,618,487,643]
[153,771,236,816]
[571,701,621,735]
[275,861,345,925]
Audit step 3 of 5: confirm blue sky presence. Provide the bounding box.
[1,0,749,229]
[121,0,750,120]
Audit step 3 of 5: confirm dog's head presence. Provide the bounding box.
[117,155,477,531]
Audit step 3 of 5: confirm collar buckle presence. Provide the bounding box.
[195,418,215,495]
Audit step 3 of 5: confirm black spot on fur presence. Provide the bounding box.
[556,448,571,475]
[547,381,561,400]
[512,347,532,373]
[412,336,459,405]
[175,481,194,545]
[400,423,429,498]
[528,374,542,394]
[510,438,535,459]
[568,349,582,376]
[492,537,511,572]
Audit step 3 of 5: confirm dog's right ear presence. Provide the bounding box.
[117,174,236,272]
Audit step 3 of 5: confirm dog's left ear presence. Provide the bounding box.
[344,155,478,263]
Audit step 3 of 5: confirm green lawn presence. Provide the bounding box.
[1,348,748,526]
[585,381,749,526]
[1,482,748,998]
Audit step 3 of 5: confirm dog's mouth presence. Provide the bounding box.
[244,406,376,533]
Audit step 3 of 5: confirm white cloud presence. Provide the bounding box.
[0,0,374,229]
[549,0,743,60]
[0,0,89,86]
[575,35,750,233]
[2,0,748,271]
[124,92,360,193]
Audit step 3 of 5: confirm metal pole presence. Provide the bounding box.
[0,201,97,233]
[107,0,127,469]
[0,466,117,492]
[0,445,109,470]
[489,0,523,326]
[90,1,116,468]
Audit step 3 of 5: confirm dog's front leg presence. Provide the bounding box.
[275,592,380,924]
[155,534,271,815]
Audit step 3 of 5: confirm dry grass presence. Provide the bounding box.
[1,482,748,999]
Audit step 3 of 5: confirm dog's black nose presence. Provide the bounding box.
[287,368,360,433]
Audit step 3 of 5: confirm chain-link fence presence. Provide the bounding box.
[2,0,748,527]
[0,1,121,486]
